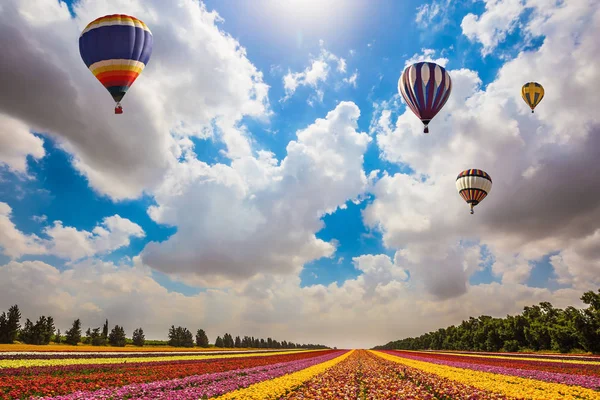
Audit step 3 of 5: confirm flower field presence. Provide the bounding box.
[2,348,600,399]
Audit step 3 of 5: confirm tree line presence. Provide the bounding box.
[0,307,329,349]
[166,325,328,349]
[373,288,600,354]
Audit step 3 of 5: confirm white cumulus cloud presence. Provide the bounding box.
[0,203,144,261]
[142,101,372,285]
[282,41,357,104]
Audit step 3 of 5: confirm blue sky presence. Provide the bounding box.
[0,0,597,346]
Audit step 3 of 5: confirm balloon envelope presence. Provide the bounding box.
[456,169,492,214]
[521,82,544,113]
[398,61,452,133]
[79,14,153,112]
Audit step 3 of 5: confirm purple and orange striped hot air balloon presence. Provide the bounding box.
[398,61,452,134]
[456,169,493,214]
[79,14,153,114]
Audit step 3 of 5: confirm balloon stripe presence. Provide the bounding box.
[425,63,436,113]
[456,170,492,182]
[413,64,425,116]
[459,188,488,202]
[81,15,151,35]
[431,71,450,115]
[80,26,152,67]
[97,74,140,88]
[92,65,145,76]
[89,59,146,71]
[431,71,445,112]
[404,83,421,116]
[106,86,129,102]
[95,71,140,80]
[402,71,422,117]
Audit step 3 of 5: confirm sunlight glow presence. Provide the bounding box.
[261,0,355,32]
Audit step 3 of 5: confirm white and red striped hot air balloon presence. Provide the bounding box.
[456,169,493,214]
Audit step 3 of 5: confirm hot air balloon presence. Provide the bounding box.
[398,61,452,134]
[456,169,492,214]
[79,14,153,114]
[521,82,544,113]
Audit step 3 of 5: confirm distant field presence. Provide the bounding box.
[0,344,279,352]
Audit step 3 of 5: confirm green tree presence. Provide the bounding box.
[83,327,92,345]
[0,312,7,343]
[90,327,105,346]
[235,335,241,348]
[221,333,233,348]
[6,305,21,343]
[20,319,35,344]
[168,326,194,347]
[108,325,126,347]
[46,317,55,344]
[20,316,55,345]
[132,328,145,347]
[65,319,82,346]
[55,329,61,344]
[215,336,224,347]
[102,319,109,341]
[576,289,600,353]
[196,329,209,347]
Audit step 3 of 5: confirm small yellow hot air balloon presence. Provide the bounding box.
[521,82,544,113]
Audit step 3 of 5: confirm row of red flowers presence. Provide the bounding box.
[0,350,335,400]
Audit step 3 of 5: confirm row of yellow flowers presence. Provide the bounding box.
[0,349,315,369]
[0,344,264,352]
[214,350,354,400]
[373,350,600,400]
[409,350,600,365]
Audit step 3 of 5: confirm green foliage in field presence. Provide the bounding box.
[374,288,600,354]
[64,319,82,346]
[108,325,127,347]
[168,325,194,347]
[132,328,145,346]
[19,316,55,345]
[0,305,21,343]
[196,329,209,347]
